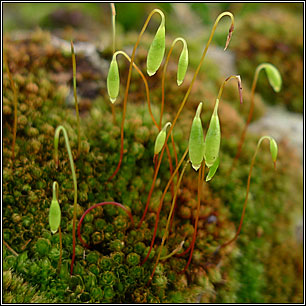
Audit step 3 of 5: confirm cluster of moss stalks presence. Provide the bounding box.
[3,30,302,303]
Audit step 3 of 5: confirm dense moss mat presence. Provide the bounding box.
[3,32,303,303]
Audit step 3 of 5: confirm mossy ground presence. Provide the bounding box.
[3,30,303,303]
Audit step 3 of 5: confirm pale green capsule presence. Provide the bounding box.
[269,137,278,162]
[147,21,165,76]
[49,199,61,234]
[206,156,220,182]
[107,56,120,103]
[177,42,188,86]
[154,122,171,155]
[263,63,282,93]
[204,99,221,168]
[189,102,205,171]
[49,181,61,234]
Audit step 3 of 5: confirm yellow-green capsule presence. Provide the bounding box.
[107,55,120,103]
[147,21,165,77]
[262,63,282,93]
[154,122,171,155]
[189,102,205,171]
[177,41,188,86]
[269,137,278,163]
[206,156,220,182]
[204,99,221,168]
[49,182,61,234]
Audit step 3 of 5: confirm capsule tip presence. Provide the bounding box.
[177,79,183,86]
[147,69,156,77]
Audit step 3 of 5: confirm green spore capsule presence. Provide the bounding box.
[206,156,220,181]
[154,122,171,155]
[107,55,120,103]
[147,19,165,76]
[49,181,61,234]
[177,40,188,86]
[269,137,278,162]
[262,63,282,92]
[189,102,205,171]
[204,99,221,168]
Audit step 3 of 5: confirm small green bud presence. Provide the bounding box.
[189,102,205,171]
[177,40,188,86]
[154,122,171,155]
[107,55,120,103]
[100,271,116,286]
[126,252,140,266]
[147,20,165,76]
[263,63,282,92]
[104,286,115,300]
[204,99,221,168]
[206,156,220,181]
[35,238,51,257]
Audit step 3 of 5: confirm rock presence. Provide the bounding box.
[249,105,303,160]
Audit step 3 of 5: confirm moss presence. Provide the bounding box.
[3,24,302,304]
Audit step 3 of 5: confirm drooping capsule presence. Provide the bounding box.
[189,102,205,171]
[206,156,220,182]
[204,99,221,168]
[107,55,120,103]
[177,41,188,86]
[263,63,282,93]
[269,137,278,163]
[154,122,171,155]
[147,21,166,77]
[49,182,61,234]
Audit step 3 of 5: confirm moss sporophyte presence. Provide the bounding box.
[3,4,288,303]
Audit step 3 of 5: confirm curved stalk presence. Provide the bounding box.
[110,3,116,54]
[108,9,165,181]
[109,51,175,197]
[232,63,266,169]
[54,125,78,275]
[107,9,165,182]
[148,160,189,285]
[220,136,276,250]
[77,201,134,249]
[3,51,18,163]
[159,37,187,129]
[113,50,158,127]
[70,41,81,158]
[141,146,189,265]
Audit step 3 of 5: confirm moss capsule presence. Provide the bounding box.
[49,182,61,234]
[204,99,221,168]
[147,19,165,76]
[269,137,278,163]
[177,40,188,86]
[206,156,220,182]
[262,63,282,92]
[107,55,120,103]
[189,102,205,171]
[154,122,171,155]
